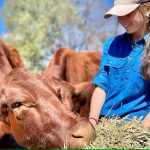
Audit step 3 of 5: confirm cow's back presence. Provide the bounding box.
[65,51,101,84]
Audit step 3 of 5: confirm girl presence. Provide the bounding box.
[89,0,150,128]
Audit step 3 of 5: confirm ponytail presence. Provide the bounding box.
[140,4,150,80]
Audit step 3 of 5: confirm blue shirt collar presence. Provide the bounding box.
[125,32,148,45]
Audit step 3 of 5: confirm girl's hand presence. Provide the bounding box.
[89,117,98,128]
[142,112,150,129]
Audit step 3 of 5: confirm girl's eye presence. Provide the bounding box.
[11,102,22,109]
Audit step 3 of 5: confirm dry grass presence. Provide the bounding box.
[87,117,150,149]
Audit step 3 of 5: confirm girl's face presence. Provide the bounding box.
[118,8,145,38]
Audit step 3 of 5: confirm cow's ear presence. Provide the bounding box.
[55,86,74,111]
[73,81,93,95]
[6,45,24,68]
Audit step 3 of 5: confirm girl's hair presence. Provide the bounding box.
[140,3,150,80]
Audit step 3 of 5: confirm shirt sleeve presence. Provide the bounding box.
[92,38,114,93]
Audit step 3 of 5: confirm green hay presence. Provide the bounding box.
[87,117,150,148]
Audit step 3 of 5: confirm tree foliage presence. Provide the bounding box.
[1,0,75,71]
[61,0,121,51]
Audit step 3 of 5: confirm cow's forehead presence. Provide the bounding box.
[0,71,72,108]
[0,85,37,105]
[8,72,51,92]
[1,80,60,104]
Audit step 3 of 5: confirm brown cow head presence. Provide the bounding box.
[0,39,24,142]
[0,69,95,148]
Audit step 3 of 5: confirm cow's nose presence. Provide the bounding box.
[71,120,96,140]
[69,120,95,148]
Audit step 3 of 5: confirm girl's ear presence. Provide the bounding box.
[145,2,150,15]
[145,11,150,16]
[146,11,150,17]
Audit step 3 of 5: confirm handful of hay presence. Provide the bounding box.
[88,117,150,148]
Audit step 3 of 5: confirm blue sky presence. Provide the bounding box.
[0,0,5,35]
[104,0,113,5]
[0,0,4,7]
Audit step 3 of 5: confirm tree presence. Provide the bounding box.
[60,0,121,51]
[1,0,75,71]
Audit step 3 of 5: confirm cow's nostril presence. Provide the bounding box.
[72,132,84,138]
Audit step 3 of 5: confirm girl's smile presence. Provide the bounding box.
[118,9,146,42]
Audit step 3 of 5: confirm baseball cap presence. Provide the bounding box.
[104,0,150,18]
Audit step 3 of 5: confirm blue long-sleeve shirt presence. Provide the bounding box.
[92,32,150,120]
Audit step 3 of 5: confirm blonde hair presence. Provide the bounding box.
[139,3,150,80]
[138,4,150,36]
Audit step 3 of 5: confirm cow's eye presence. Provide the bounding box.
[11,102,22,109]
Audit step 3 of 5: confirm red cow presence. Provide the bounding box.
[43,48,101,117]
[0,39,24,147]
[0,68,95,148]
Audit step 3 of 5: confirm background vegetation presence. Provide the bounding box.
[0,0,123,71]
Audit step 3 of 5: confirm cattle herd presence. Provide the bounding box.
[0,39,102,148]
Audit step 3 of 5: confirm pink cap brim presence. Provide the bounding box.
[104,4,140,18]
